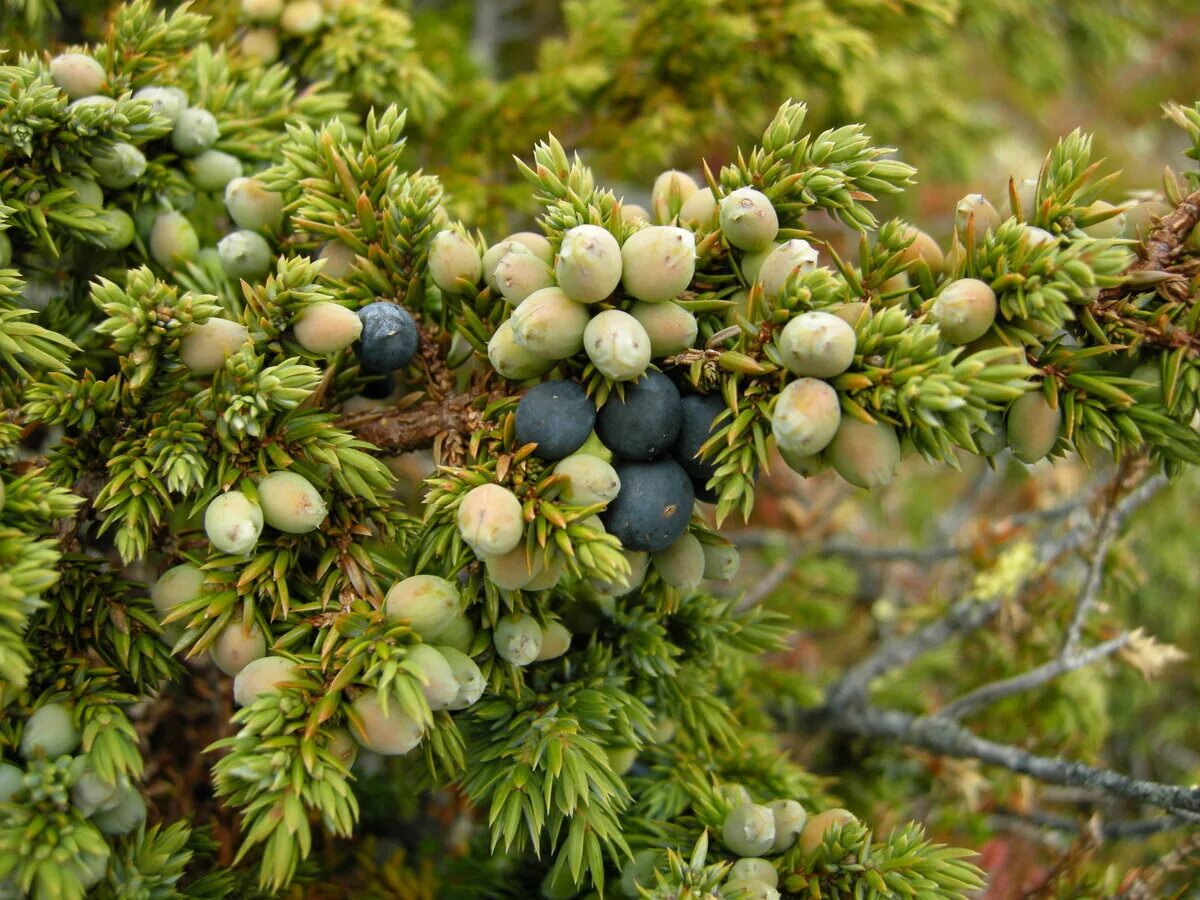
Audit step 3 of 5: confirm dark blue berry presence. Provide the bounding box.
[595,370,682,460]
[672,393,727,481]
[600,459,693,552]
[514,380,595,461]
[356,302,418,373]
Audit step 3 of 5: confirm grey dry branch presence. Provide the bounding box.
[835,704,1200,820]
[808,470,1198,822]
[989,808,1195,842]
[937,632,1132,721]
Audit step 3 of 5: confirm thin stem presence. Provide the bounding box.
[938,632,1131,721]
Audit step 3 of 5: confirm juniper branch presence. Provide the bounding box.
[938,632,1132,721]
[338,394,480,455]
[831,704,1200,819]
[989,808,1194,841]
[824,471,1166,709]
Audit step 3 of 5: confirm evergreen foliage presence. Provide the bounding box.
[1,2,1199,898]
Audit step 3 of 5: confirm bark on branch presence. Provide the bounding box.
[338,393,482,455]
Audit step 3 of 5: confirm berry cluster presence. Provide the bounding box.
[0,704,145,890]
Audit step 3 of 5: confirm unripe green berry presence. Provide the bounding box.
[350,689,423,755]
[0,763,23,802]
[211,618,267,676]
[535,621,571,661]
[554,453,621,506]
[701,541,740,581]
[242,0,284,21]
[630,300,698,357]
[955,192,1001,237]
[827,418,901,489]
[739,242,778,285]
[293,301,362,354]
[180,317,248,374]
[757,239,819,297]
[583,309,652,381]
[487,319,555,380]
[607,745,637,775]
[20,703,80,760]
[621,203,651,225]
[70,763,121,816]
[426,614,475,654]
[91,142,146,189]
[576,430,614,463]
[524,556,567,591]
[1082,200,1126,238]
[723,880,779,900]
[485,545,544,591]
[767,799,807,853]
[1013,178,1038,218]
[1123,199,1171,239]
[257,470,326,534]
[457,483,525,557]
[777,311,856,378]
[973,410,1008,457]
[149,211,199,268]
[64,175,103,206]
[224,177,284,233]
[93,208,135,250]
[171,107,219,156]
[429,230,483,294]
[798,808,858,854]
[483,240,532,290]
[50,53,106,99]
[493,613,543,666]
[620,849,658,898]
[494,250,555,304]
[324,727,358,769]
[771,377,841,459]
[385,575,461,638]
[204,490,263,555]
[151,563,204,619]
[510,287,590,360]
[1021,225,1057,247]
[723,802,776,856]
[556,224,623,303]
[778,444,828,478]
[407,644,458,711]
[620,226,696,302]
[217,229,273,280]
[651,170,699,224]
[240,28,280,62]
[719,188,778,251]
[931,278,997,345]
[729,859,778,887]
[233,655,296,706]
[652,532,704,591]
[133,86,186,123]
[898,226,944,273]
[91,784,146,835]
[833,301,870,329]
[280,0,323,34]
[75,849,110,890]
[437,646,485,709]
[188,149,244,192]
[678,187,717,227]
[508,231,554,264]
[318,240,357,278]
[1006,391,1061,463]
